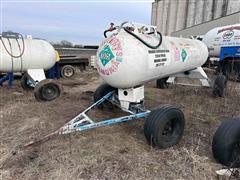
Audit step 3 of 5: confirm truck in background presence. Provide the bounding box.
[54,46,98,78]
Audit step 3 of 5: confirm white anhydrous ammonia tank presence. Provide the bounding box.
[0,38,56,72]
[96,30,208,89]
[202,24,240,57]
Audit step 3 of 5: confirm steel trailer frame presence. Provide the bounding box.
[25,91,150,147]
[60,91,150,134]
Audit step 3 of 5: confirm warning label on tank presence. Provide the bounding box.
[148,49,170,68]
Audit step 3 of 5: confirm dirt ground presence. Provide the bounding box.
[0,70,240,180]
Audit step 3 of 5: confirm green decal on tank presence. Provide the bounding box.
[99,45,115,66]
[181,49,187,62]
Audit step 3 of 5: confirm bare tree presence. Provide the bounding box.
[60,40,73,48]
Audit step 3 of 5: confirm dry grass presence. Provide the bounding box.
[0,70,240,179]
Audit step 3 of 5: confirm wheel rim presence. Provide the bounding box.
[42,85,59,100]
[21,75,34,90]
[162,119,175,137]
[63,67,74,77]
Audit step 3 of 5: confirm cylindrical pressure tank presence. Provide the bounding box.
[202,24,240,57]
[96,29,208,89]
[0,37,56,72]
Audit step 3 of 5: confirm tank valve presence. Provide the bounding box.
[104,22,117,38]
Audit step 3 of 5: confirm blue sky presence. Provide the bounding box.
[1,0,153,45]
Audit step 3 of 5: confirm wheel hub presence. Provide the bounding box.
[42,85,58,99]
[162,120,174,137]
[64,68,74,77]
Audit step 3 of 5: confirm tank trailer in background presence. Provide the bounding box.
[25,22,226,149]
[0,32,61,101]
[202,24,240,81]
[202,24,240,169]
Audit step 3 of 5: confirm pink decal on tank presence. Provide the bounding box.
[98,36,123,76]
[174,48,180,61]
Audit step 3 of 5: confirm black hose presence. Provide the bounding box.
[0,32,25,58]
[6,38,14,72]
[123,27,162,49]
[16,38,23,72]
[103,30,108,38]
[104,27,116,38]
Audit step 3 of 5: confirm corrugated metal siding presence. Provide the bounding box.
[152,0,240,36]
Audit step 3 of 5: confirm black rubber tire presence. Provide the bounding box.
[156,77,169,89]
[34,79,61,101]
[212,117,240,168]
[213,75,227,97]
[144,105,185,148]
[144,104,172,143]
[93,83,117,109]
[222,60,240,81]
[93,84,117,109]
[61,65,75,79]
[21,73,34,91]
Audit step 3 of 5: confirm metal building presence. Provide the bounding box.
[151,0,240,36]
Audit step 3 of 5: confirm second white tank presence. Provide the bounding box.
[0,37,56,72]
[202,24,240,57]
